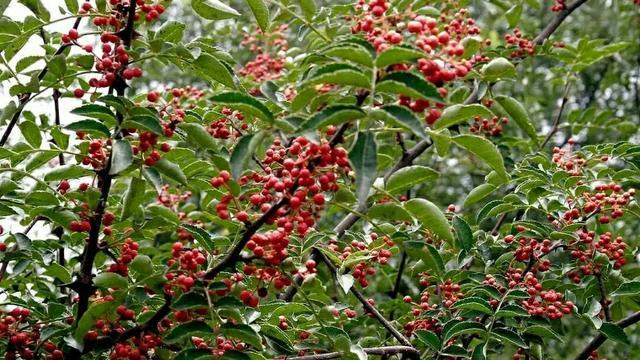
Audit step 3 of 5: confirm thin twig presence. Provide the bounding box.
[574,310,640,360]
[533,0,590,45]
[594,272,612,322]
[541,80,572,149]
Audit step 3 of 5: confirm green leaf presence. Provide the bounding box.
[505,3,522,28]
[109,139,133,175]
[452,216,473,252]
[44,262,72,283]
[524,325,563,342]
[385,165,438,194]
[18,0,50,21]
[179,123,218,151]
[481,57,517,82]
[434,104,494,130]
[25,191,59,206]
[71,104,117,122]
[65,119,111,137]
[612,281,640,296]
[429,129,451,156]
[298,105,365,133]
[121,177,146,220]
[321,44,373,67]
[453,297,493,314]
[368,203,413,222]
[65,0,79,14]
[194,53,236,89]
[376,72,443,102]
[230,132,265,181]
[304,63,371,88]
[414,330,441,350]
[376,45,424,68]
[452,135,508,180]
[495,96,538,145]
[405,198,454,244]
[464,183,498,208]
[164,321,213,344]
[369,105,426,139]
[18,120,42,147]
[48,54,67,78]
[94,272,128,289]
[491,328,527,348]
[210,92,273,123]
[495,304,529,318]
[599,322,629,344]
[246,0,270,32]
[172,292,209,310]
[121,115,163,135]
[154,159,188,185]
[44,165,92,181]
[348,131,377,206]
[220,323,262,350]
[443,321,486,342]
[191,0,240,20]
[297,0,316,20]
[155,20,185,43]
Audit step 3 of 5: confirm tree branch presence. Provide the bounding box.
[533,0,590,45]
[541,80,572,148]
[594,272,612,322]
[0,14,85,147]
[286,346,420,360]
[574,310,640,360]
[313,248,414,349]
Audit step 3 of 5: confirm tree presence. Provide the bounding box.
[0,0,638,359]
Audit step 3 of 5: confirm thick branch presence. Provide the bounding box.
[574,310,640,360]
[533,0,590,45]
[313,248,414,349]
[286,346,420,360]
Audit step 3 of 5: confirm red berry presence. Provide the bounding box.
[73,88,85,98]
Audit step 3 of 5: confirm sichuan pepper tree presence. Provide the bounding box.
[0,0,639,359]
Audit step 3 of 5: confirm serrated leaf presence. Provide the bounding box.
[434,104,494,130]
[524,325,563,342]
[453,297,493,314]
[385,165,438,194]
[44,262,72,283]
[130,255,153,276]
[298,105,365,133]
[349,131,377,206]
[452,135,508,180]
[246,0,270,32]
[44,165,92,181]
[405,198,454,244]
[179,123,218,151]
[414,330,441,350]
[464,183,498,208]
[65,0,79,14]
[121,115,163,135]
[376,45,424,68]
[599,322,629,344]
[443,321,486,342]
[297,0,316,20]
[194,53,236,88]
[368,203,413,222]
[492,328,527,348]
[109,139,133,175]
[370,105,426,139]
[191,0,240,20]
[65,119,111,137]
[164,321,213,344]
[612,281,640,296]
[505,3,522,28]
[230,132,265,181]
[174,349,216,360]
[304,63,371,88]
[172,292,209,310]
[495,96,538,145]
[376,72,442,101]
[452,216,473,252]
[220,323,262,350]
[121,177,146,220]
[154,159,188,185]
[71,104,116,122]
[210,92,273,123]
[18,120,42,147]
[155,20,185,43]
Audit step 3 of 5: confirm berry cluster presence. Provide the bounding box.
[504,28,535,58]
[208,107,247,140]
[239,25,288,84]
[509,271,573,319]
[504,233,553,262]
[469,115,508,136]
[551,142,584,176]
[107,238,141,276]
